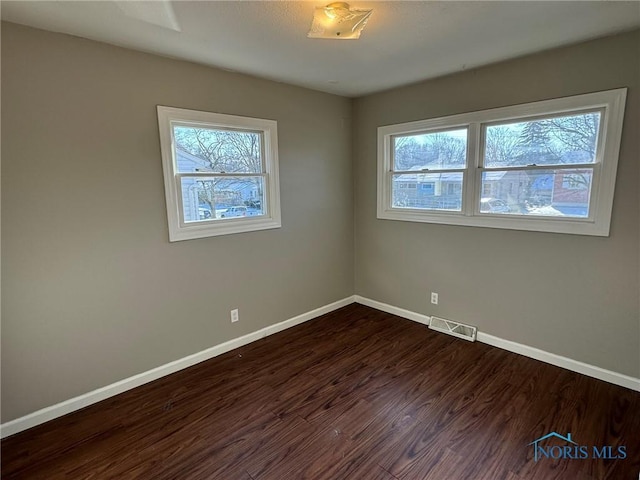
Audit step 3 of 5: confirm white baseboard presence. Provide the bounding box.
[354,295,640,392]
[475,331,640,392]
[355,296,431,326]
[4,294,637,439]
[0,296,356,439]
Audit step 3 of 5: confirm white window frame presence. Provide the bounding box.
[377,89,627,236]
[157,106,281,241]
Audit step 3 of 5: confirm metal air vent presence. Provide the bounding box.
[429,316,477,342]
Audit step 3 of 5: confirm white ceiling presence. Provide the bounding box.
[2,1,639,97]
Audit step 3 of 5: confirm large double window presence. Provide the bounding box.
[377,89,627,236]
[158,106,281,241]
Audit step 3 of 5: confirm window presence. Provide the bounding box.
[377,89,627,236]
[157,106,281,241]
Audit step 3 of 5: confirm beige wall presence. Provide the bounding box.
[3,22,639,425]
[354,30,640,378]
[1,23,354,422]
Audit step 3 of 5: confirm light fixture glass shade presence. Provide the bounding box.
[308,2,372,40]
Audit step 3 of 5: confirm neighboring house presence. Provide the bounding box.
[176,148,211,222]
[176,148,261,221]
[550,151,593,209]
[482,171,530,206]
[394,171,463,209]
[552,170,591,207]
[393,155,591,215]
[393,169,528,210]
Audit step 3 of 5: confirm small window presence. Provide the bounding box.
[157,106,281,241]
[377,89,627,236]
[480,111,600,219]
[391,128,467,211]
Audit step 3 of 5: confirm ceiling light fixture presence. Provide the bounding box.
[308,2,373,40]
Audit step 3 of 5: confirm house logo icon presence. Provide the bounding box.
[528,432,578,462]
[528,431,627,462]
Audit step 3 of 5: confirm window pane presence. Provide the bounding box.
[393,128,467,171]
[173,126,262,174]
[392,173,463,211]
[484,111,601,168]
[479,168,592,218]
[181,176,265,223]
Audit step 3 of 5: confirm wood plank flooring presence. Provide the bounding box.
[2,304,639,479]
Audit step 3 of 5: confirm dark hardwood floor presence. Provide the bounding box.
[2,304,639,479]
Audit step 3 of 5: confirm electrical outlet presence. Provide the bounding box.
[231,308,239,323]
[430,292,439,305]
